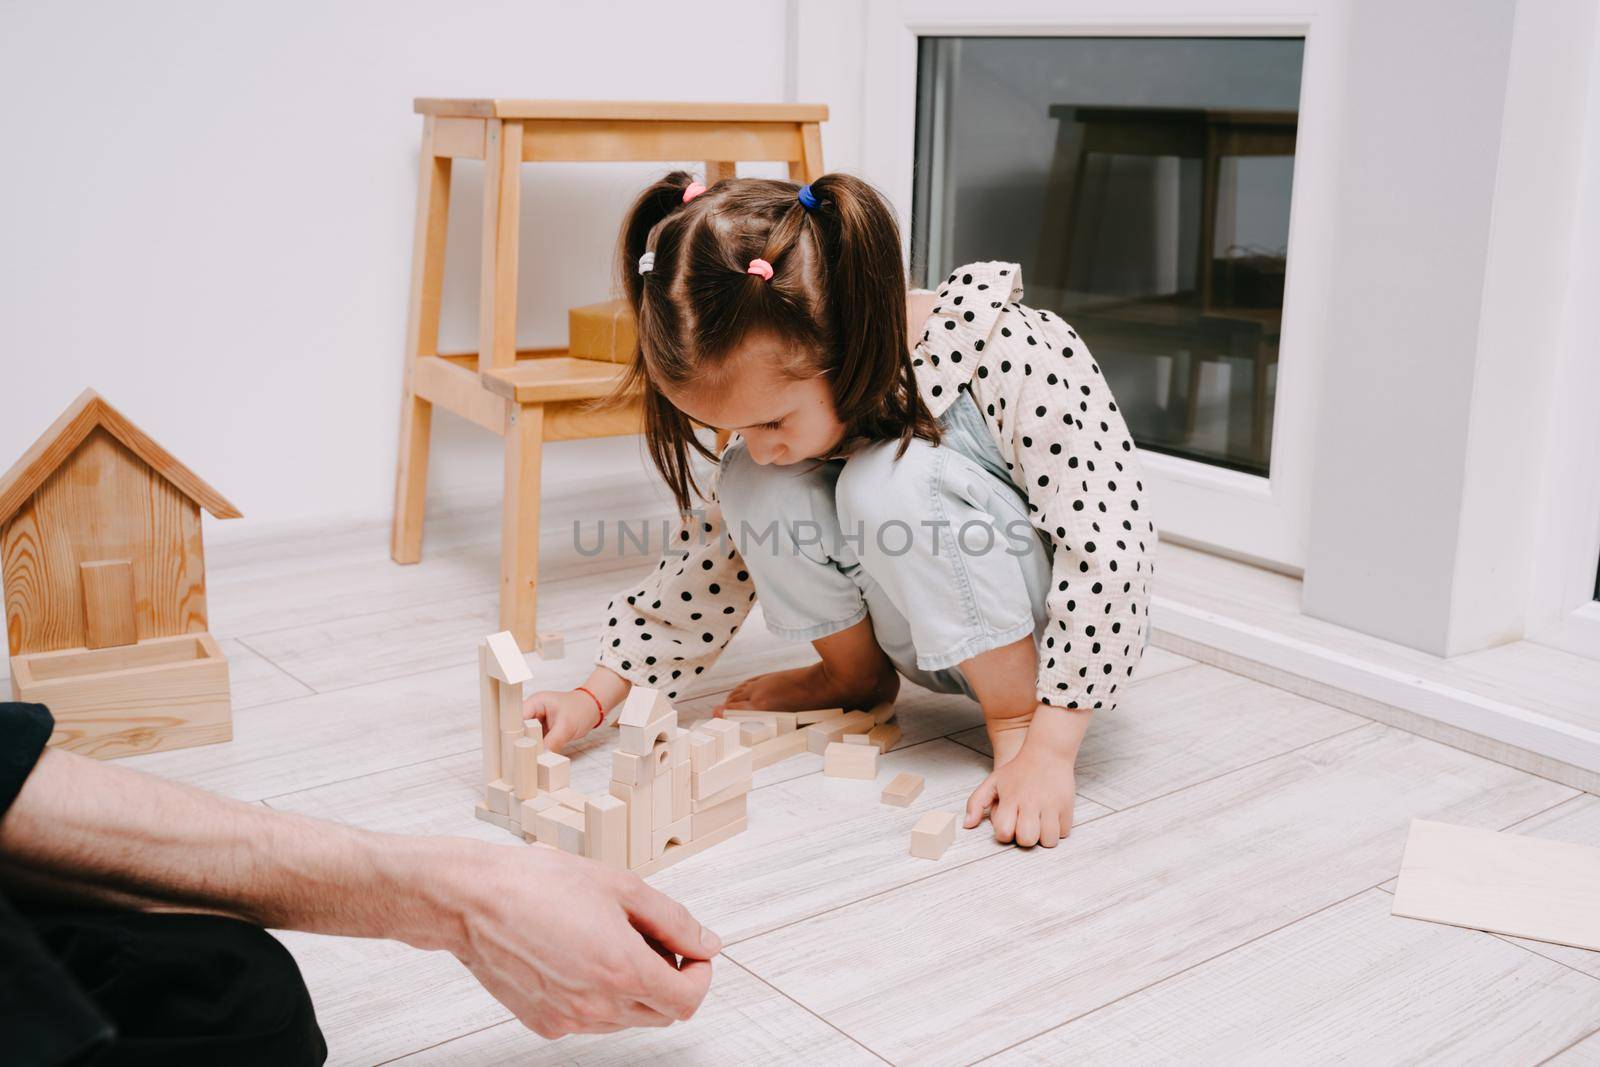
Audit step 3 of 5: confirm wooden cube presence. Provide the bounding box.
[536,751,570,793]
[485,778,515,816]
[672,757,691,821]
[738,719,775,747]
[535,630,565,659]
[910,811,957,860]
[551,787,589,811]
[843,733,872,745]
[612,749,653,788]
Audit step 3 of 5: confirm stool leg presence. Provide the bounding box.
[393,118,453,564]
[502,402,544,651]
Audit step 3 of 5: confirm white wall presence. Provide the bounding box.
[0,0,792,541]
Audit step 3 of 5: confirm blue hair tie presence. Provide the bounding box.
[797,183,819,212]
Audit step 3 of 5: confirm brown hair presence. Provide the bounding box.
[610,171,940,514]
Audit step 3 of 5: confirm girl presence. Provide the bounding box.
[522,172,1157,848]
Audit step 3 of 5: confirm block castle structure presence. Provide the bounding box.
[471,630,900,875]
[472,631,752,876]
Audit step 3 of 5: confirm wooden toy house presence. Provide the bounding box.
[1,389,240,757]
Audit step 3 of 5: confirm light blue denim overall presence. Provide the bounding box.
[717,388,1150,700]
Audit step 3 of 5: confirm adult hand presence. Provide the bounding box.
[439,840,721,1037]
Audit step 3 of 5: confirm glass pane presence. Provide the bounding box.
[912,36,1304,477]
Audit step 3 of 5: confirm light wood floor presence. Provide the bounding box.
[116,440,1600,1066]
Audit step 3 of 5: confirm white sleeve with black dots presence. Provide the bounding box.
[593,488,756,703]
[976,304,1157,713]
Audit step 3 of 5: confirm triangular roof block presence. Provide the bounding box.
[617,687,674,728]
[482,630,533,686]
[0,389,241,526]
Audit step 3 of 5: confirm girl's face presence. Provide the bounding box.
[663,333,846,466]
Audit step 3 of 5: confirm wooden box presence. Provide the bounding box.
[567,298,634,365]
[10,633,232,758]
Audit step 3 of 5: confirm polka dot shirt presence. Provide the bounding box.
[595,259,1158,714]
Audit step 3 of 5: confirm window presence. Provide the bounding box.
[912,36,1304,477]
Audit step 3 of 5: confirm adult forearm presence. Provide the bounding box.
[0,748,466,953]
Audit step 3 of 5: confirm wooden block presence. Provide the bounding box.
[79,559,136,649]
[672,757,691,821]
[843,732,871,745]
[551,787,588,811]
[795,707,845,725]
[691,792,747,838]
[1391,818,1600,951]
[881,772,924,807]
[477,645,501,787]
[693,746,754,800]
[699,718,743,761]
[531,805,564,846]
[612,748,654,789]
[651,815,691,858]
[482,630,532,685]
[498,678,523,734]
[866,722,902,754]
[555,808,586,855]
[485,778,515,815]
[499,728,521,782]
[750,728,808,770]
[619,720,676,757]
[536,751,570,792]
[652,769,672,827]
[866,698,897,725]
[609,779,651,868]
[535,630,564,659]
[910,811,957,860]
[670,726,690,765]
[648,738,673,776]
[691,775,750,813]
[618,686,674,728]
[474,799,517,833]
[738,719,775,747]
[805,710,873,754]
[689,731,719,772]
[512,737,542,799]
[633,816,747,878]
[585,794,628,869]
[519,793,556,829]
[823,741,878,780]
[722,709,799,734]
[534,805,585,853]
[522,718,543,743]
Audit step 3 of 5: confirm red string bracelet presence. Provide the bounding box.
[574,686,605,731]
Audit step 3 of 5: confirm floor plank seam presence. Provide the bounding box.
[968,882,1386,1064]
[232,635,320,695]
[1090,720,1376,816]
[1500,792,1589,833]
[1536,1022,1600,1066]
[721,956,895,1065]
[367,1014,514,1066]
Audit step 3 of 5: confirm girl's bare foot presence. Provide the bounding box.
[714,660,898,716]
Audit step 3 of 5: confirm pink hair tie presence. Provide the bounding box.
[683,181,707,203]
[747,258,774,281]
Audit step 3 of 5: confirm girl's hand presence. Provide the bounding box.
[964,705,1088,848]
[963,744,1077,847]
[523,689,605,754]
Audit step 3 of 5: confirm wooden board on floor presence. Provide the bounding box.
[1391,817,1600,951]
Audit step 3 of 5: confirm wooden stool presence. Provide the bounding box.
[391,99,828,652]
